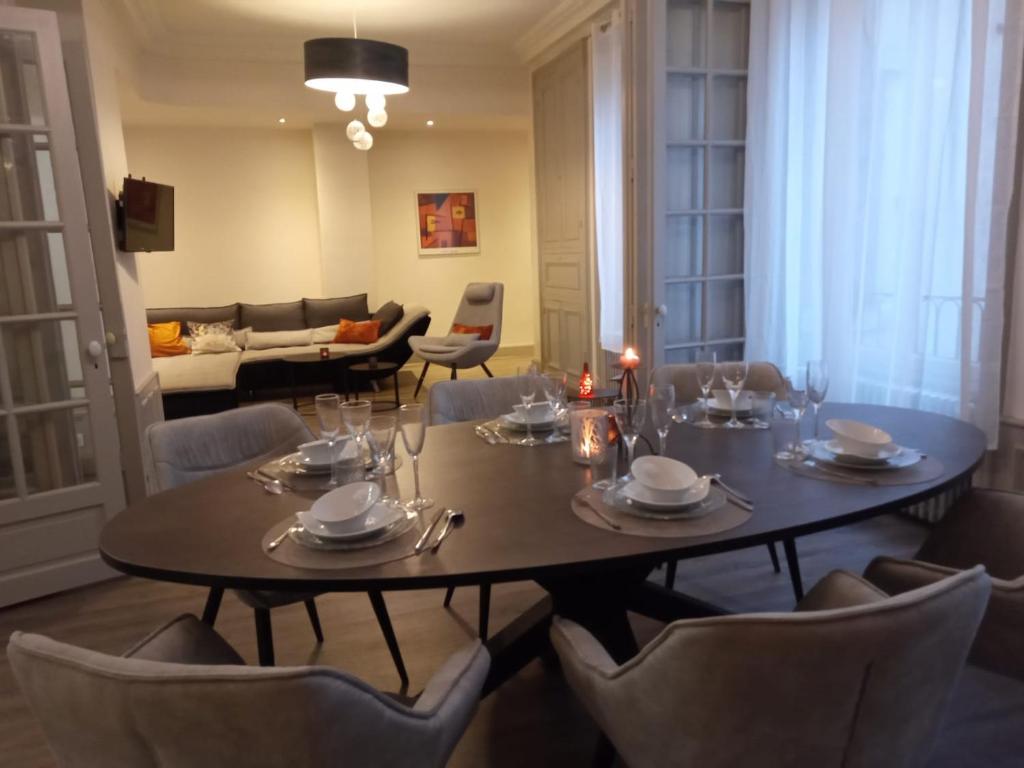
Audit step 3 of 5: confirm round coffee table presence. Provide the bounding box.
[346,361,400,411]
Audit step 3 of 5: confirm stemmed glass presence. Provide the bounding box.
[366,414,397,496]
[720,360,749,429]
[542,372,569,441]
[649,384,676,456]
[694,349,717,428]
[341,399,373,465]
[314,394,342,487]
[806,360,829,441]
[613,397,647,478]
[516,364,543,447]
[786,378,809,455]
[399,403,433,512]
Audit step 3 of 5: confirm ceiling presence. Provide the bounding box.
[113,0,563,130]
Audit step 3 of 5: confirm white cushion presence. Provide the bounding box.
[247,329,314,350]
[191,334,241,355]
[311,324,338,344]
[233,326,252,349]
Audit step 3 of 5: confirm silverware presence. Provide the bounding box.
[267,523,301,551]
[431,509,465,553]
[415,508,448,554]
[474,426,497,445]
[578,496,622,531]
[246,471,284,495]
[708,474,752,504]
[255,468,293,491]
[804,459,879,486]
[482,423,509,444]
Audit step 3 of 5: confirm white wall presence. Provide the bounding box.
[124,126,323,307]
[367,131,536,346]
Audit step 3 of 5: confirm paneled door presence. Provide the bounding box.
[0,7,124,607]
[534,40,593,377]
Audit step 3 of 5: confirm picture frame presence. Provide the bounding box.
[415,191,480,256]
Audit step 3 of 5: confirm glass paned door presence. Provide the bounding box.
[0,8,123,606]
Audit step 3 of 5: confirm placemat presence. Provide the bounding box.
[261,516,420,570]
[570,487,752,539]
[256,455,403,494]
[479,419,570,446]
[776,455,945,486]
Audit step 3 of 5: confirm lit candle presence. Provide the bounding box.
[570,408,609,465]
[620,347,640,370]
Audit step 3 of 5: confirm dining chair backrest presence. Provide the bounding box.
[7,629,490,768]
[146,403,314,491]
[651,361,788,403]
[451,282,504,345]
[551,567,990,768]
[429,375,531,425]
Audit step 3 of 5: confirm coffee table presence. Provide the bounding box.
[346,361,400,410]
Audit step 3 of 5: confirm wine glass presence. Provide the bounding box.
[314,393,342,487]
[719,360,749,429]
[341,399,373,464]
[649,384,676,456]
[786,377,809,456]
[542,372,569,441]
[806,360,829,441]
[366,414,397,496]
[399,403,433,512]
[516,364,543,447]
[613,398,647,478]
[694,349,717,428]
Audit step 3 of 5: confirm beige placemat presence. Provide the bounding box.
[261,517,420,570]
[570,487,752,539]
[777,456,945,486]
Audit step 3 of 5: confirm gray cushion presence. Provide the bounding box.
[147,304,240,335]
[239,300,305,332]
[123,614,244,665]
[465,283,495,302]
[304,294,370,327]
[373,301,404,335]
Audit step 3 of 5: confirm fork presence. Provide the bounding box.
[578,496,622,531]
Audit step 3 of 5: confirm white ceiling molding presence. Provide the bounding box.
[515,0,616,65]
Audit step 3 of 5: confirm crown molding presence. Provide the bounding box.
[514,0,614,64]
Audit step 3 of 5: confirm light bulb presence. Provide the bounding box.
[334,91,355,111]
[346,119,365,140]
[354,131,373,150]
[367,109,388,128]
[365,93,386,112]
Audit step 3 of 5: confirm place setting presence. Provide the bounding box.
[672,356,777,430]
[475,366,570,446]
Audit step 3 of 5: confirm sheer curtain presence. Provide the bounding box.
[592,14,625,353]
[745,0,1023,446]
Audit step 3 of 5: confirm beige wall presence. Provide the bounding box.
[124,126,323,307]
[367,131,536,347]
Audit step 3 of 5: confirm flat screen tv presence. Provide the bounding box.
[119,177,174,252]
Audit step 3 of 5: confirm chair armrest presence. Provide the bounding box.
[549,617,618,677]
[122,614,244,665]
[795,570,889,612]
[413,641,490,714]
[863,556,958,596]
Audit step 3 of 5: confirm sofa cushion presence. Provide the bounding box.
[147,304,240,335]
[334,319,381,344]
[247,329,314,350]
[239,300,305,332]
[373,301,404,335]
[451,322,493,341]
[148,322,189,358]
[304,294,370,327]
[153,352,242,393]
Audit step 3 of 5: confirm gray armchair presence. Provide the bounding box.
[410,282,504,398]
[551,567,990,768]
[8,614,490,768]
[145,404,408,683]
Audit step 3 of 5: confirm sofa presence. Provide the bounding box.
[147,294,430,419]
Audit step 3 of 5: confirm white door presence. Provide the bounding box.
[0,7,124,607]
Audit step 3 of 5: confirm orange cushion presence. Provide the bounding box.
[148,321,189,357]
[333,319,381,344]
[450,323,493,341]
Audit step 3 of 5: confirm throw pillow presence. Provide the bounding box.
[451,323,493,341]
[311,324,339,344]
[372,301,404,335]
[246,329,314,350]
[147,321,189,357]
[191,333,241,355]
[333,319,381,344]
[233,326,252,349]
[187,319,235,338]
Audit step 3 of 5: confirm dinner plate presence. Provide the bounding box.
[289,506,414,551]
[621,478,710,511]
[279,451,368,476]
[809,441,922,471]
[821,439,901,465]
[499,412,556,432]
[296,501,404,541]
[605,484,726,520]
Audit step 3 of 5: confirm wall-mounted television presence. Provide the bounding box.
[118,176,174,252]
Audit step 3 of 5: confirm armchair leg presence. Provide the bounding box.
[767,541,781,573]
[479,583,491,641]
[783,538,804,602]
[254,608,274,667]
[368,591,408,685]
[413,362,430,399]
[450,365,457,380]
[201,587,224,626]
[593,733,617,768]
[304,599,324,643]
[443,585,456,607]
[481,363,494,378]
[664,560,678,590]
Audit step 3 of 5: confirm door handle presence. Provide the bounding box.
[87,340,103,359]
[655,304,668,317]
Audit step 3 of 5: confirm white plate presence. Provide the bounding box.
[607,484,725,520]
[297,502,402,541]
[631,456,698,499]
[822,439,900,465]
[279,451,367,476]
[809,441,921,472]
[310,481,380,524]
[621,477,710,511]
[295,438,359,469]
[500,412,556,432]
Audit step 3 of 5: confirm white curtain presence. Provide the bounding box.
[592,14,625,353]
[745,0,1023,446]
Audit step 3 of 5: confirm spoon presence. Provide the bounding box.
[246,471,284,495]
[431,509,465,553]
[266,523,301,551]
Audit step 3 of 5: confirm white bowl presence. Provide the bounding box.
[711,389,753,412]
[512,402,555,424]
[309,481,381,534]
[298,438,358,466]
[826,419,894,458]
[630,456,698,503]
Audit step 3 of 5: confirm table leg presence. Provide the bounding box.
[783,537,805,602]
[392,370,400,408]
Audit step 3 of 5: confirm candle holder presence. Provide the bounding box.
[570,407,609,465]
[617,347,641,405]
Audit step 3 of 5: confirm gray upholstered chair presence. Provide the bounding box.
[865,488,1024,682]
[410,282,504,398]
[145,404,408,682]
[8,613,490,768]
[551,567,990,768]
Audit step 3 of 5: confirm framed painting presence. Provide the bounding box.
[416,191,480,255]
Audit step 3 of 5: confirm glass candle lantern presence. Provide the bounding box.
[570,407,609,465]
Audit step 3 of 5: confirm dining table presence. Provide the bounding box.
[100,403,986,694]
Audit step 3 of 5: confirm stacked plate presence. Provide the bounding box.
[608,456,721,520]
[707,389,754,419]
[810,419,922,471]
[279,438,363,476]
[499,402,558,433]
[291,481,408,549]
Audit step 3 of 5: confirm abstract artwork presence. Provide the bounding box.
[416,191,480,255]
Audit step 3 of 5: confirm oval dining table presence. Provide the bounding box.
[100,403,986,693]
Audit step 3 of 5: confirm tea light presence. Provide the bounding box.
[570,408,609,465]
[319,347,330,360]
[619,347,640,370]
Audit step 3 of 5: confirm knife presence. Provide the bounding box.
[414,508,448,554]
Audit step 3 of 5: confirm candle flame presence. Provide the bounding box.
[580,417,602,458]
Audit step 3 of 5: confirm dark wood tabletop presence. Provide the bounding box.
[100,403,986,593]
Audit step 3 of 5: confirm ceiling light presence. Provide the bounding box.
[367,109,388,128]
[304,38,409,96]
[346,119,366,141]
[278,117,286,124]
[426,120,434,127]
[334,92,356,112]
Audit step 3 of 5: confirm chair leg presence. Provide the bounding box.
[481,363,494,378]
[450,365,457,380]
[664,560,678,590]
[254,608,274,667]
[413,362,430,399]
[767,541,781,573]
[782,538,805,602]
[443,585,456,607]
[478,583,491,641]
[368,591,408,685]
[304,599,324,643]
[593,733,617,768]
[201,587,224,626]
